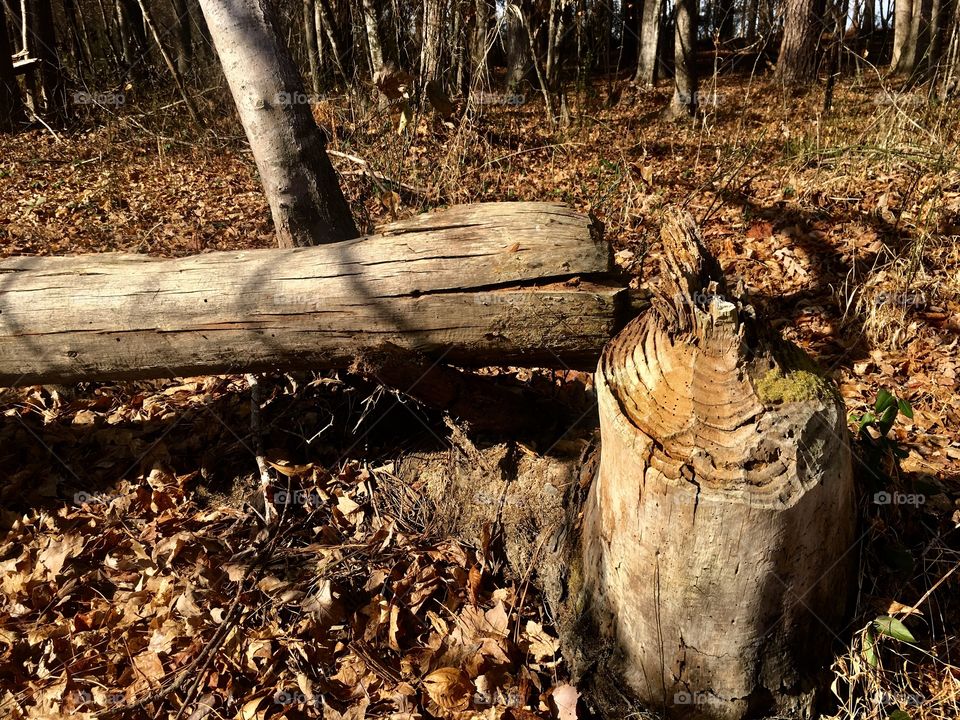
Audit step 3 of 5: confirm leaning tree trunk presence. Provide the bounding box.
[198,0,358,246]
[666,0,698,117]
[634,0,663,85]
[0,2,26,131]
[576,212,855,720]
[775,0,822,82]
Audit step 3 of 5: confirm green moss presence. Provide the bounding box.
[755,366,830,403]
[753,342,836,404]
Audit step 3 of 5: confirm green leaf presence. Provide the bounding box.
[874,615,916,643]
[897,398,914,419]
[875,388,895,413]
[858,412,877,433]
[878,404,899,436]
[863,627,878,667]
[888,710,911,720]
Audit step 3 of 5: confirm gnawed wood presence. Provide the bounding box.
[575,210,856,719]
[0,203,625,386]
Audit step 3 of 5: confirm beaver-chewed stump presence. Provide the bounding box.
[576,212,855,719]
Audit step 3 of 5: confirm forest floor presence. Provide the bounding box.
[0,74,959,720]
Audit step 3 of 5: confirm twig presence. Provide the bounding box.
[246,373,277,526]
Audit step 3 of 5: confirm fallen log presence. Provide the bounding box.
[0,202,627,386]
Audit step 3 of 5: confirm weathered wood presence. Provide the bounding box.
[575,211,855,719]
[0,203,624,386]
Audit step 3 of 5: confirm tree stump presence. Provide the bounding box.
[578,212,855,719]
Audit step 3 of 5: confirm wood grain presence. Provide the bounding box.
[0,202,623,385]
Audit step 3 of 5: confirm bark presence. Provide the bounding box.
[716,0,735,40]
[0,1,26,131]
[198,0,358,246]
[315,0,346,81]
[170,0,193,77]
[746,0,759,38]
[303,0,321,94]
[575,212,856,720]
[420,0,444,85]
[470,0,491,89]
[634,0,663,85]
[902,0,932,73]
[774,0,821,82]
[28,0,68,122]
[667,0,697,117]
[0,203,626,386]
[940,0,960,94]
[361,0,384,77]
[503,1,527,90]
[891,0,915,70]
[115,0,147,73]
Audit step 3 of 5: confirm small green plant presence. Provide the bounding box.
[849,388,913,489]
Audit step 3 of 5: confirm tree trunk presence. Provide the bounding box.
[469,0,491,90]
[891,0,915,70]
[0,1,26,131]
[0,203,626,386]
[361,0,384,77]
[634,0,663,85]
[198,0,358,246]
[420,0,444,85]
[902,0,932,73]
[667,0,697,117]
[775,0,821,82]
[303,0,321,94]
[170,0,193,77]
[576,212,855,720]
[939,0,960,94]
[503,1,527,90]
[28,0,68,122]
[315,0,346,81]
[116,0,148,74]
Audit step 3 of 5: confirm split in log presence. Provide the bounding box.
[572,211,856,719]
[0,202,629,386]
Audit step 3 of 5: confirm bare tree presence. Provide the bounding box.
[170,0,193,77]
[421,0,444,85]
[303,0,321,93]
[198,0,358,246]
[28,0,69,121]
[891,0,915,71]
[666,0,698,117]
[361,0,385,77]
[775,0,822,82]
[634,0,663,85]
[0,1,26,131]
